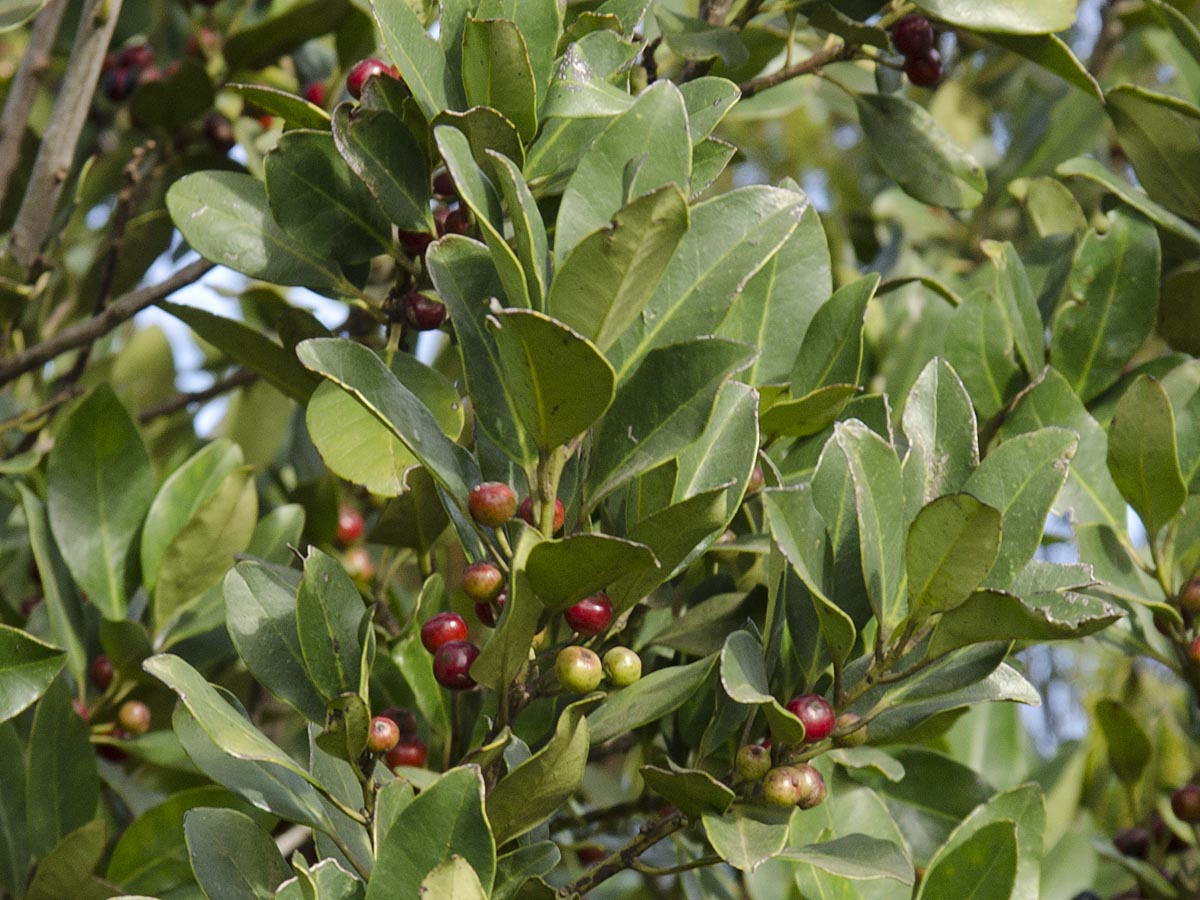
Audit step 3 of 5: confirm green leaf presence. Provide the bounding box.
[610,185,807,379]
[524,534,658,610]
[488,309,615,451]
[1106,375,1187,536]
[855,93,986,209]
[906,494,1002,622]
[719,630,773,705]
[542,40,634,119]
[471,528,543,697]
[371,0,463,120]
[654,7,748,67]
[332,106,432,233]
[492,843,560,900]
[25,819,111,900]
[928,588,1121,656]
[554,80,692,263]
[166,172,347,294]
[487,698,594,845]
[0,723,28,897]
[916,820,1017,900]
[26,678,98,858]
[1095,698,1151,787]
[912,0,1078,34]
[586,338,755,506]
[224,0,351,70]
[701,805,790,872]
[247,504,306,566]
[679,77,741,142]
[276,859,364,900]
[985,32,1102,99]
[420,857,487,900]
[673,380,760,506]
[964,428,1077,590]
[778,834,913,883]
[297,338,482,510]
[943,290,1025,422]
[547,185,690,353]
[185,808,290,900]
[1009,176,1088,237]
[487,151,551,307]
[296,548,366,702]
[1162,361,1200,491]
[586,653,717,744]
[427,236,537,467]
[1049,208,1162,403]
[367,767,495,899]
[432,106,525,169]
[641,762,736,819]
[982,241,1044,378]
[0,626,65,724]
[901,358,979,514]
[369,469,450,553]
[0,1,46,31]
[315,693,370,765]
[791,274,877,394]
[462,17,539,141]
[228,83,330,128]
[935,784,1044,900]
[760,385,858,439]
[475,0,562,98]
[46,385,153,621]
[1107,85,1200,221]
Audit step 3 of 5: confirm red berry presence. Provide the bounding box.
[463,562,504,602]
[793,763,827,809]
[431,170,457,199]
[904,49,942,88]
[1172,784,1200,823]
[1114,827,1150,859]
[186,26,220,59]
[556,646,603,693]
[1180,574,1200,615]
[385,736,428,770]
[437,206,471,236]
[433,639,479,689]
[378,706,417,736]
[303,81,327,107]
[102,67,137,102]
[118,45,155,69]
[118,700,151,735]
[763,766,805,806]
[1189,635,1200,666]
[518,496,565,533]
[786,693,835,742]
[468,482,517,528]
[475,589,506,627]
[747,466,765,494]
[89,655,115,690]
[203,113,235,154]
[257,114,274,129]
[420,611,469,653]
[404,291,448,331]
[72,698,90,721]
[96,730,129,762]
[563,592,613,636]
[366,716,401,754]
[343,546,375,583]
[397,228,434,257]
[892,15,934,58]
[347,57,398,100]
[576,845,606,866]
[336,504,365,545]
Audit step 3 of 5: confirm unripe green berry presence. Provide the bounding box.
[762,766,805,807]
[556,646,602,694]
[735,743,772,780]
[118,700,151,735]
[602,647,641,687]
[833,712,868,747]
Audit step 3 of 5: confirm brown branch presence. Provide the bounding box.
[557,809,686,897]
[7,0,127,274]
[0,258,214,386]
[732,0,767,30]
[737,42,857,99]
[0,0,69,212]
[137,369,257,424]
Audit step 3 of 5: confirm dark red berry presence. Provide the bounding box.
[1180,574,1200,614]
[786,693,835,742]
[468,482,517,528]
[433,639,479,690]
[102,67,137,102]
[404,291,448,331]
[336,504,365,545]
[904,49,942,88]
[463,562,504,602]
[1172,784,1200,823]
[203,113,235,154]
[576,845,606,866]
[89,655,115,690]
[19,595,40,617]
[431,170,457,199]
[378,706,417,736]
[385,736,428,769]
[118,44,155,69]
[475,589,506,628]
[366,715,401,754]
[747,466,765,494]
[397,228,434,256]
[518,496,565,533]
[303,81,327,107]
[1113,826,1150,859]
[438,206,471,236]
[794,763,827,809]
[1189,635,1200,666]
[347,57,399,100]
[420,611,469,653]
[892,15,934,58]
[563,592,613,636]
[118,700,151,735]
[186,26,220,59]
[97,730,129,762]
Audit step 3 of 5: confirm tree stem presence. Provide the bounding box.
[557,809,686,897]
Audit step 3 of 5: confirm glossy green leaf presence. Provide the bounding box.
[928,589,1121,656]
[25,819,111,900]
[305,730,373,877]
[275,858,364,900]
[1049,208,1162,402]
[1107,375,1187,536]
[228,83,330,128]
[554,80,691,262]
[943,290,1025,422]
[547,185,690,353]
[1161,361,1200,490]
[1009,176,1088,236]
[915,820,1017,900]
[46,386,153,621]
[223,0,351,70]
[542,40,634,119]
[525,534,658,610]
[489,309,614,451]
[185,808,289,900]
[295,548,366,702]
[586,338,755,506]
[487,151,551,307]
[641,762,736,819]
[297,338,482,509]
[655,7,748,67]
[986,33,1102,99]
[913,0,1078,34]
[701,805,790,872]
[901,358,979,515]
[367,767,495,899]
[719,630,773,705]
[587,653,717,744]
[679,77,741,142]
[0,626,65,724]
[166,172,347,294]
[1057,156,1200,248]
[0,1,46,31]
[332,105,431,233]
[791,274,877,395]
[471,528,543,696]
[936,784,1044,900]
[810,438,874,632]
[0,723,27,897]
[1107,85,1200,221]
[760,385,858,439]
[488,697,594,845]
[420,856,487,900]
[247,504,306,566]
[475,0,561,98]
[26,678,98,858]
[982,241,1044,377]
[856,94,986,209]
[906,494,1002,621]
[492,843,560,900]
[463,17,538,141]
[314,693,370,765]
[433,106,525,169]
[371,0,463,120]
[778,834,913,883]
[672,380,759,510]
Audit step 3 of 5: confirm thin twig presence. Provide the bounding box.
[0,258,215,386]
[0,0,69,212]
[557,809,686,897]
[7,0,127,274]
[737,42,857,99]
[137,369,257,423]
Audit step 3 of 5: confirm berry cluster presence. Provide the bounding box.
[372,706,428,771]
[891,15,942,88]
[1098,784,1200,898]
[101,44,163,102]
[420,611,480,690]
[81,654,153,763]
